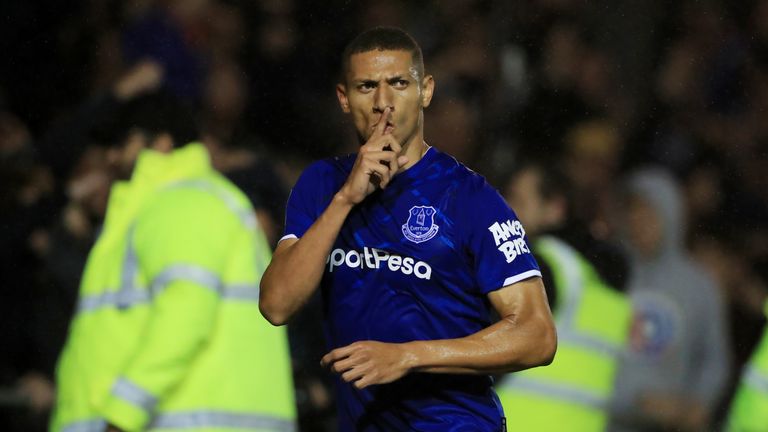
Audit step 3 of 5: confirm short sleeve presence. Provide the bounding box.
[460,179,541,294]
[282,161,335,241]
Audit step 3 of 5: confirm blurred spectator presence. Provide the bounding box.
[424,90,480,166]
[562,119,624,236]
[497,161,632,431]
[609,168,730,432]
[203,136,288,248]
[28,146,112,378]
[557,118,629,290]
[122,0,212,103]
[201,61,250,147]
[0,58,164,431]
[199,59,289,248]
[0,111,57,432]
[50,91,297,432]
[689,226,768,425]
[512,21,598,158]
[36,59,165,183]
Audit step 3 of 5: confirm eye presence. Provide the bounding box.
[357,82,376,93]
[392,79,408,89]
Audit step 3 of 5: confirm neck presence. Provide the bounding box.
[398,131,428,172]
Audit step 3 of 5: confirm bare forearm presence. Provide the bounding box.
[260,193,353,325]
[321,278,556,388]
[405,313,556,375]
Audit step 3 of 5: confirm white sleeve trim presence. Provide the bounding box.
[278,234,298,243]
[502,270,542,287]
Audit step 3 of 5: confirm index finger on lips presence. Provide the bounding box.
[375,107,391,137]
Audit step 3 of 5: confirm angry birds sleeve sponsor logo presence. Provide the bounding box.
[487,219,530,263]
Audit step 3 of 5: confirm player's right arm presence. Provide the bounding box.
[260,108,407,326]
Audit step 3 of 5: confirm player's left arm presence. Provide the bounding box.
[321,276,556,389]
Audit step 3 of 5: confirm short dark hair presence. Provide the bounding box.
[340,26,424,83]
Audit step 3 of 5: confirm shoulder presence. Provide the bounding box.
[301,154,356,179]
[455,164,507,208]
[448,155,496,195]
[435,157,516,240]
[429,149,494,197]
[143,176,251,228]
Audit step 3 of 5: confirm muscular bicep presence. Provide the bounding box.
[476,276,557,370]
[488,276,552,321]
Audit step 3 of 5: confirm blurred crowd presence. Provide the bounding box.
[1,0,767,431]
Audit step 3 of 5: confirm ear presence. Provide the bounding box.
[421,75,435,108]
[336,83,350,113]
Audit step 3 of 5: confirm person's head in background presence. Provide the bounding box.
[562,118,623,195]
[201,60,249,146]
[622,168,684,261]
[423,88,478,164]
[561,118,624,240]
[102,90,198,180]
[503,161,570,238]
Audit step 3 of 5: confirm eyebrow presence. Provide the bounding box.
[387,75,408,83]
[355,75,409,86]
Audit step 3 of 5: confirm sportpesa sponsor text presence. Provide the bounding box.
[326,247,433,280]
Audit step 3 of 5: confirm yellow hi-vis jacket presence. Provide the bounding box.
[51,144,296,432]
[727,300,768,432]
[496,236,631,432]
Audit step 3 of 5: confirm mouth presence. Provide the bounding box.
[371,120,395,135]
[371,114,396,135]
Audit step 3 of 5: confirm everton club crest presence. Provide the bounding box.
[402,206,439,244]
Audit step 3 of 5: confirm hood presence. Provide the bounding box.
[625,166,686,261]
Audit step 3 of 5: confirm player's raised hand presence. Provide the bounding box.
[337,107,409,206]
[321,340,415,389]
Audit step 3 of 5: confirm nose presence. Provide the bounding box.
[373,83,394,114]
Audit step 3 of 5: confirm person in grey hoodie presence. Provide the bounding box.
[609,167,730,432]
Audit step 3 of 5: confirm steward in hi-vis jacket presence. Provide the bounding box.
[497,235,631,431]
[52,141,296,432]
[498,162,631,431]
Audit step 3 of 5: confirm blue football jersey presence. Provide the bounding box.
[284,147,541,431]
